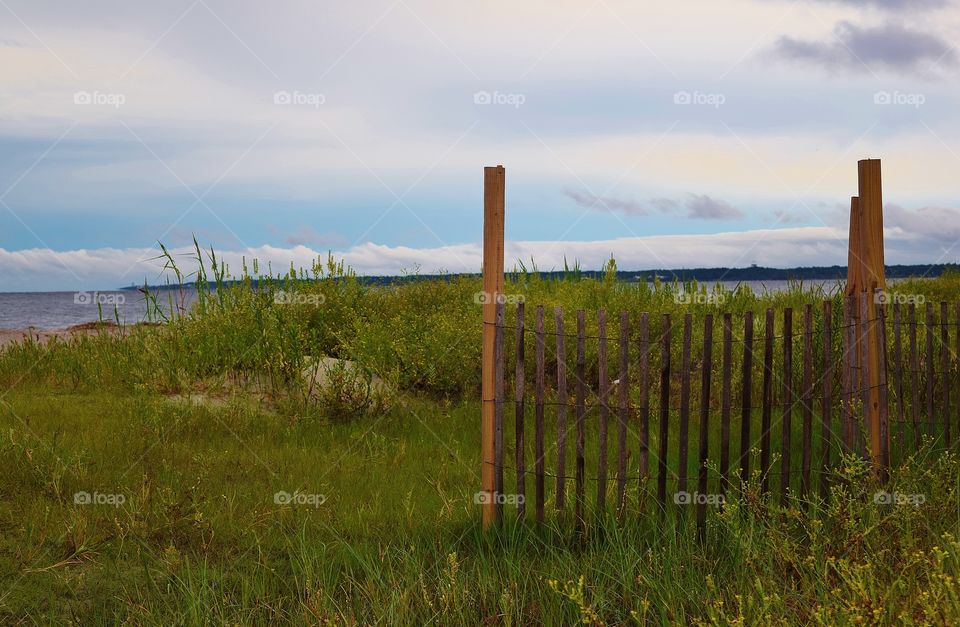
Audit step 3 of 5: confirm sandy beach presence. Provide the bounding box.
[0,322,122,350]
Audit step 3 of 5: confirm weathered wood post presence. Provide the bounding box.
[482,165,505,529]
[857,159,887,470]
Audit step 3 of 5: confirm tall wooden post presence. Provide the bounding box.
[482,165,505,529]
[856,159,887,469]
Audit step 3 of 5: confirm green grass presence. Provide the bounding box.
[1,254,959,624]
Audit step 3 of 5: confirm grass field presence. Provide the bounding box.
[2,254,959,624]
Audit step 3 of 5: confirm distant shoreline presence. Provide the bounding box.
[117,263,956,291]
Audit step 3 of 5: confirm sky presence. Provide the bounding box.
[1,0,959,291]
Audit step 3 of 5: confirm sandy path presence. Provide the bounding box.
[0,323,123,351]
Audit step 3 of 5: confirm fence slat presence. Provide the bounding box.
[909,303,920,446]
[941,302,950,448]
[555,307,567,510]
[575,310,586,527]
[597,310,609,512]
[892,302,905,448]
[956,302,960,450]
[534,306,545,523]
[739,311,754,488]
[515,303,526,521]
[494,302,505,519]
[843,294,856,453]
[657,314,671,510]
[639,313,650,498]
[820,300,832,502]
[697,314,714,540]
[877,297,890,472]
[801,304,813,500]
[780,308,793,506]
[761,308,774,496]
[678,314,693,510]
[720,313,733,497]
[926,302,935,441]
[617,312,630,512]
[860,292,871,460]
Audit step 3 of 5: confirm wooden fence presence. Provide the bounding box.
[485,290,957,537]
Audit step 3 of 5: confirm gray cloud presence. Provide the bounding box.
[772,21,957,74]
[280,225,346,247]
[885,203,960,243]
[564,190,743,220]
[795,0,950,9]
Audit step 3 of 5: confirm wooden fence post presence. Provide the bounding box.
[481,165,505,529]
[857,159,887,470]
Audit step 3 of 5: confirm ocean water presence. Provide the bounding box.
[0,290,198,330]
[0,280,843,331]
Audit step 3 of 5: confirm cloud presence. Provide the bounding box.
[771,21,957,74]
[564,190,743,220]
[792,0,950,10]
[4,219,953,291]
[562,189,652,215]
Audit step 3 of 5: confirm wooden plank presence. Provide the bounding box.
[554,307,567,510]
[697,314,714,540]
[844,294,858,454]
[841,295,851,454]
[761,308,774,496]
[908,303,920,447]
[575,310,586,527]
[597,309,609,512]
[494,302,505,519]
[941,302,950,448]
[657,314,671,510]
[820,300,832,502]
[514,303,526,521]
[956,302,960,451]
[739,311,754,488]
[719,313,733,497]
[480,165,505,529]
[892,302,905,449]
[877,296,890,473]
[617,312,630,512]
[678,314,693,509]
[926,302,935,441]
[860,293,871,460]
[534,306,545,524]
[638,313,650,494]
[801,304,813,501]
[780,308,793,506]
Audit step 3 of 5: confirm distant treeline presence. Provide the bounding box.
[122,264,959,291]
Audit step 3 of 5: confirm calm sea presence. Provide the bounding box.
[0,280,843,331]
